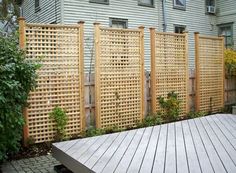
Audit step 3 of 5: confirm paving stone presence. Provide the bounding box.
[1,155,59,173]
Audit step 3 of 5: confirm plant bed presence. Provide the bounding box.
[7,142,52,161]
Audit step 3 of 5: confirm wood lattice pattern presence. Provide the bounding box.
[24,24,84,143]
[196,35,224,113]
[151,31,188,116]
[95,27,144,129]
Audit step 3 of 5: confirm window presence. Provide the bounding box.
[174,25,186,34]
[109,18,128,29]
[205,0,216,14]
[138,0,154,7]
[173,0,186,10]
[35,0,40,12]
[219,23,234,48]
[89,0,109,5]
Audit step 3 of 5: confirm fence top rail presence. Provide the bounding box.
[100,26,141,32]
[25,23,81,29]
[199,35,224,40]
[155,31,186,37]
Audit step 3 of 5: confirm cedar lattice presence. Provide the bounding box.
[94,25,145,129]
[20,20,85,143]
[150,30,189,116]
[195,33,224,113]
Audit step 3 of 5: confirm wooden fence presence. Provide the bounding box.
[150,29,189,116]
[18,19,236,143]
[19,18,85,143]
[94,23,145,129]
[195,32,224,113]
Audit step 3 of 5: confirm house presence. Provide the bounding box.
[21,0,236,72]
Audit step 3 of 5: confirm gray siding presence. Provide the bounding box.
[62,0,159,72]
[158,0,217,69]
[216,0,236,49]
[22,0,61,24]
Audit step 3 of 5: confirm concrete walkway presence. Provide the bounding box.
[1,155,59,173]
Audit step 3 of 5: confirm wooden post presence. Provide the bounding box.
[183,31,189,114]
[139,26,145,121]
[94,22,101,128]
[19,17,29,146]
[194,32,200,112]
[220,35,225,109]
[150,27,156,114]
[78,21,86,131]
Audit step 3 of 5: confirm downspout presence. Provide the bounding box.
[162,0,167,32]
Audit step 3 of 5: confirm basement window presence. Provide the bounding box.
[35,0,40,13]
[138,0,154,7]
[110,18,128,29]
[89,0,109,5]
[173,0,186,10]
[174,25,186,34]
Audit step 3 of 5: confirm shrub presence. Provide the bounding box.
[137,113,163,128]
[158,91,181,121]
[0,34,39,161]
[49,107,68,141]
[224,49,236,76]
[187,111,206,119]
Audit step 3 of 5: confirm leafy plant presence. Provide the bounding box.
[49,107,68,141]
[158,91,181,121]
[0,34,39,161]
[224,49,236,76]
[187,111,206,119]
[83,127,105,137]
[137,113,163,128]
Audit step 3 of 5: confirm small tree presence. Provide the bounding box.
[224,49,236,76]
[0,34,39,161]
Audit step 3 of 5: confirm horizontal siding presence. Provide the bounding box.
[217,0,236,50]
[159,0,218,70]
[63,0,159,72]
[22,0,61,24]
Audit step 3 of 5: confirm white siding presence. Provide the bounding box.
[158,0,218,69]
[216,0,236,49]
[63,0,159,72]
[22,0,61,24]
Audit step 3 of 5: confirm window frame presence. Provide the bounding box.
[109,18,128,29]
[35,0,40,13]
[218,23,234,48]
[89,0,109,5]
[173,0,186,10]
[205,0,216,15]
[174,24,186,34]
[138,0,155,8]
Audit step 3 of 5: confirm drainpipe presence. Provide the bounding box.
[162,0,167,32]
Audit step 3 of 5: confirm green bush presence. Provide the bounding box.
[0,34,39,161]
[187,111,206,119]
[158,91,181,121]
[137,113,163,128]
[49,107,68,141]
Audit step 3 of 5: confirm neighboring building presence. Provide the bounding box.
[21,0,236,71]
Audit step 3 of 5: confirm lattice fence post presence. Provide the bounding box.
[78,21,86,131]
[19,17,29,146]
[150,27,157,114]
[184,31,189,114]
[94,22,101,128]
[194,32,200,112]
[138,26,145,120]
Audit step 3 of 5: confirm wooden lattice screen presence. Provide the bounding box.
[150,29,189,116]
[94,24,145,129]
[19,18,85,143]
[195,32,224,113]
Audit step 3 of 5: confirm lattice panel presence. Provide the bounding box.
[95,26,144,129]
[24,24,84,143]
[196,35,224,113]
[151,31,188,116]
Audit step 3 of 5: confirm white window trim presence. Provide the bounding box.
[173,0,186,10]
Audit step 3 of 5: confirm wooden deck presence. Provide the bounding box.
[52,114,236,173]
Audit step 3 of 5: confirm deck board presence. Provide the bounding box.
[52,114,236,173]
